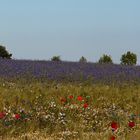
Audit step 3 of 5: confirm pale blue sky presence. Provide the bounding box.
[0,0,140,63]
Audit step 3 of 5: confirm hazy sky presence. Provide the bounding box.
[0,0,140,63]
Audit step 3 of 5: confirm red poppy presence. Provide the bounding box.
[14,114,21,119]
[110,136,115,140]
[60,98,67,104]
[77,96,83,101]
[0,112,6,119]
[69,95,73,99]
[83,103,88,109]
[111,122,118,131]
[128,121,135,128]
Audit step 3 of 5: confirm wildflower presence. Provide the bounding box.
[0,112,6,119]
[69,95,73,99]
[77,96,83,101]
[14,114,21,120]
[60,98,67,104]
[111,122,118,131]
[110,135,115,140]
[83,103,88,109]
[128,121,135,128]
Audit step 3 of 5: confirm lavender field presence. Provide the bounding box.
[1,59,140,83]
[0,59,140,140]
[1,0,140,139]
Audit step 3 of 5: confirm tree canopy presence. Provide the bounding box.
[98,54,113,64]
[0,45,12,59]
[120,51,137,65]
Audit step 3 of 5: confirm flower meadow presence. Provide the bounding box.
[0,79,139,140]
[0,59,140,139]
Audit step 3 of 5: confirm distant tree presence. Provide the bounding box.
[98,54,113,64]
[51,56,61,62]
[120,51,137,65]
[79,56,87,63]
[0,45,12,59]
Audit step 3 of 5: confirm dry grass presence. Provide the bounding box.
[0,80,139,140]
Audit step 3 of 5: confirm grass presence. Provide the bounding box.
[0,79,139,140]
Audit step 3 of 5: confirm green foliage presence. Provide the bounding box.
[98,54,113,64]
[79,56,87,63]
[51,56,61,62]
[0,45,12,59]
[120,51,137,65]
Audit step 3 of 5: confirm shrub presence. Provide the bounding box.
[98,54,113,64]
[51,56,61,62]
[79,56,87,63]
[120,51,137,65]
[0,45,12,59]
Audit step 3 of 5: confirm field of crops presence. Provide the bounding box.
[0,59,140,140]
[1,59,140,83]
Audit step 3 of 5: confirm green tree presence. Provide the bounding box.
[98,54,113,64]
[120,51,137,65]
[51,56,61,62]
[79,56,87,63]
[0,45,12,59]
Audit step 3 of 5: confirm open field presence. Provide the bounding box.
[0,78,139,140]
[0,59,140,140]
[1,59,140,83]
[1,0,140,139]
